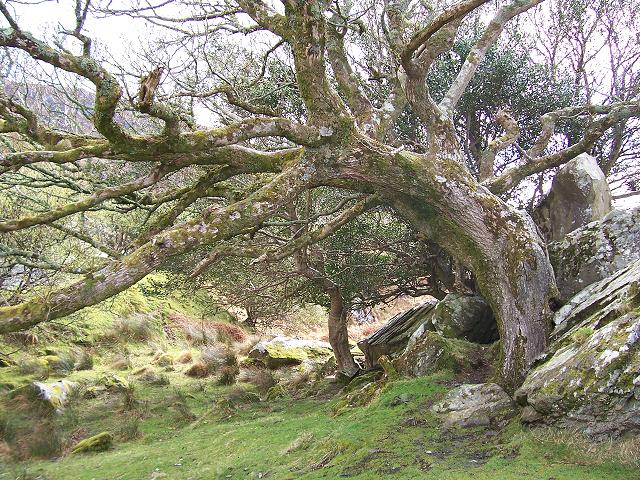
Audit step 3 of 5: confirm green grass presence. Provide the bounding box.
[2,373,633,480]
[2,281,637,480]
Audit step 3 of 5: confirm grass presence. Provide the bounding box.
[1,372,633,480]
[2,280,638,480]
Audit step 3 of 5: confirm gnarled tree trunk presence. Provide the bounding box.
[334,131,557,390]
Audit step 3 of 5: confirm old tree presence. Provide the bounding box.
[0,0,638,390]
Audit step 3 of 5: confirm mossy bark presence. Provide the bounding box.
[332,131,556,391]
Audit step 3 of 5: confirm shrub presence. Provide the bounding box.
[211,322,247,342]
[118,384,140,412]
[169,390,196,423]
[114,415,143,441]
[25,420,63,459]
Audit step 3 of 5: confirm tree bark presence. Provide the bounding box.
[327,287,359,375]
[334,131,557,391]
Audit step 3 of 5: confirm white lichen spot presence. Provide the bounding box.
[595,349,620,377]
[319,126,334,137]
[435,175,447,184]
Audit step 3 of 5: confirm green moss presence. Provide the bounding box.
[571,327,594,345]
[70,432,112,454]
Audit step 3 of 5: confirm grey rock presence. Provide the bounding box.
[549,207,640,302]
[358,300,437,368]
[516,260,640,439]
[429,294,497,344]
[248,336,333,370]
[432,383,515,428]
[395,331,485,377]
[533,153,612,242]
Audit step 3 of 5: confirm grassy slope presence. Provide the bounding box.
[1,278,637,480]
[15,374,635,480]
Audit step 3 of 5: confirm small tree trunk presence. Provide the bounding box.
[327,287,359,375]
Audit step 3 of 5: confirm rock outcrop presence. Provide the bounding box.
[516,260,640,439]
[358,300,437,368]
[533,153,612,242]
[432,383,515,428]
[549,207,640,302]
[249,336,333,369]
[10,379,78,412]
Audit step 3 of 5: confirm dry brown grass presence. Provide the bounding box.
[168,312,247,345]
[101,313,155,344]
[238,367,277,395]
[110,354,131,370]
[529,427,640,467]
[175,350,193,364]
[184,361,210,378]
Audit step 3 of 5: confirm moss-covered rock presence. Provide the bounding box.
[549,207,640,302]
[70,432,113,454]
[100,373,129,390]
[10,379,78,412]
[248,336,333,369]
[152,351,174,367]
[432,383,515,428]
[395,331,486,377]
[516,260,640,439]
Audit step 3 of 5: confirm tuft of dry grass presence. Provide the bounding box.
[281,432,314,455]
[529,427,640,467]
[175,350,193,364]
[184,361,210,378]
[110,354,131,370]
[238,367,277,395]
[168,312,247,345]
[101,313,155,344]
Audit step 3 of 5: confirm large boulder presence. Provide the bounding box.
[549,207,640,302]
[432,383,515,428]
[533,153,612,242]
[429,294,497,344]
[248,336,333,369]
[515,260,640,439]
[358,300,437,368]
[395,331,486,377]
